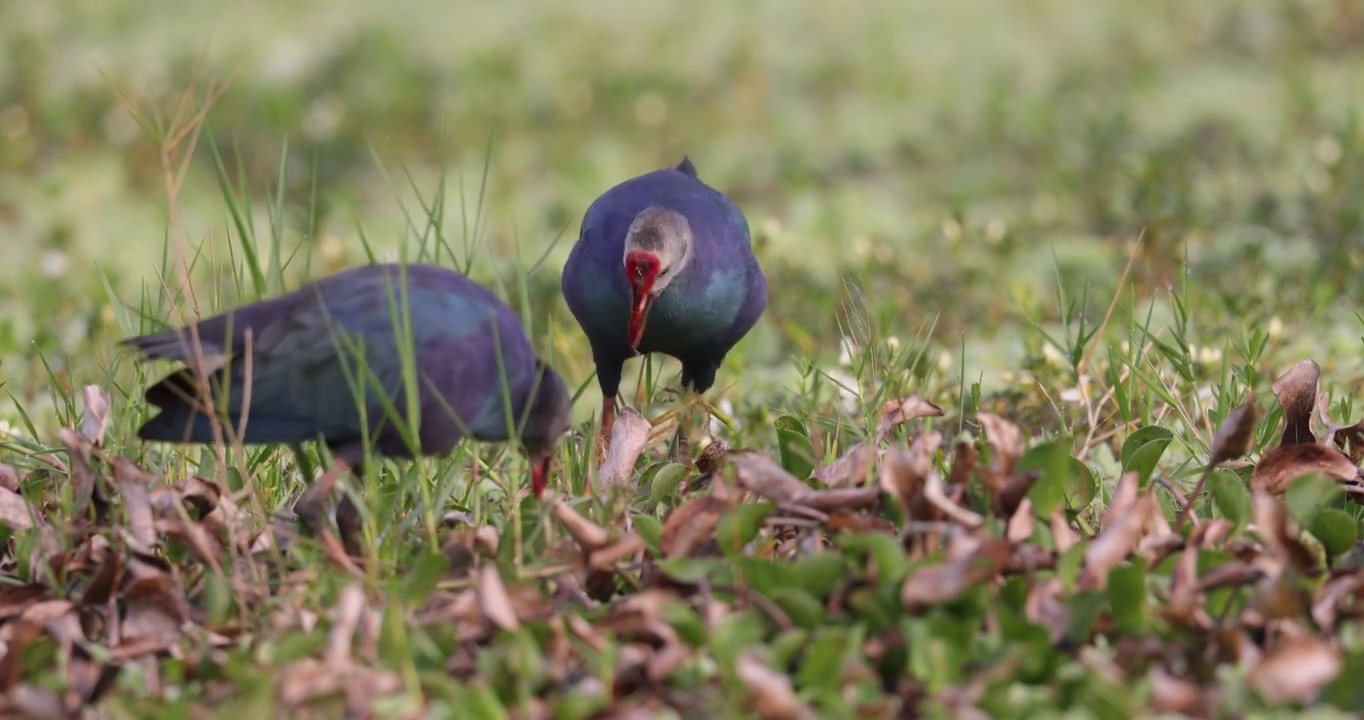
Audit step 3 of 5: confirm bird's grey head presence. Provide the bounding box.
[623,207,693,295]
[520,358,573,496]
[623,207,693,349]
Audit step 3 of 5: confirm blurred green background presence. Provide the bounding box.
[2,0,1364,429]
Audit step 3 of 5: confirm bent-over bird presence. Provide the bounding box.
[561,157,767,455]
[123,263,573,516]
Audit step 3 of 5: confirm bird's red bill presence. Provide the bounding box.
[531,455,552,497]
[625,250,660,349]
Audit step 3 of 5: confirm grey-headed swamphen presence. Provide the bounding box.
[123,263,573,518]
[561,157,767,455]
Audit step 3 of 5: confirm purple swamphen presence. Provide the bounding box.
[123,263,573,513]
[561,157,767,454]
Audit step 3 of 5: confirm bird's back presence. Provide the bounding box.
[128,263,543,459]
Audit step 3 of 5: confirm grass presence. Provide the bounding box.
[4,0,1364,716]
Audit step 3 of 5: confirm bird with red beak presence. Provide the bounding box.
[562,157,768,458]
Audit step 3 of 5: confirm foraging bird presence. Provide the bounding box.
[561,157,767,451]
[123,263,573,500]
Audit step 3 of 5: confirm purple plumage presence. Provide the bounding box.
[124,263,573,496]
[561,157,767,441]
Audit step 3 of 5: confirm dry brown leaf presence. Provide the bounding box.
[875,394,944,439]
[325,582,365,666]
[660,496,726,558]
[477,565,521,632]
[925,468,984,529]
[695,438,729,474]
[1249,635,1341,705]
[797,486,882,511]
[1050,508,1078,553]
[80,384,112,447]
[1273,359,1320,446]
[0,584,50,622]
[810,442,878,488]
[902,538,1012,610]
[735,651,811,720]
[1312,573,1364,632]
[1191,518,1235,549]
[1252,488,1317,575]
[1252,443,1359,495]
[588,534,645,572]
[1080,489,1155,590]
[1149,666,1211,715]
[728,449,880,511]
[112,458,158,548]
[1162,545,1203,629]
[878,439,934,523]
[1007,498,1035,542]
[56,429,98,515]
[947,440,978,488]
[598,406,651,489]
[4,684,69,720]
[442,526,500,578]
[1193,561,1262,594]
[75,536,121,607]
[1102,472,1140,526]
[0,485,39,531]
[1317,392,1364,464]
[121,573,189,647]
[977,413,1023,501]
[994,470,1040,519]
[0,463,21,492]
[729,450,811,501]
[1024,578,1068,642]
[277,658,402,712]
[156,517,225,570]
[1211,398,1260,465]
[648,643,691,685]
[546,494,610,551]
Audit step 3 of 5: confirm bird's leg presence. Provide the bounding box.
[597,395,617,465]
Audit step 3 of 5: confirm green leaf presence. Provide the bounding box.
[1057,542,1086,589]
[1208,469,1251,527]
[1285,474,1344,526]
[1310,508,1359,558]
[846,585,900,631]
[788,552,847,598]
[1064,591,1106,644]
[1016,438,1070,515]
[795,627,851,692]
[710,609,767,665]
[647,462,690,504]
[839,532,910,585]
[634,514,663,555]
[659,556,728,584]
[446,683,508,720]
[769,628,809,670]
[659,599,707,647]
[716,501,774,553]
[1106,563,1147,634]
[1119,426,1173,486]
[738,557,794,595]
[400,550,450,603]
[769,587,826,629]
[775,415,817,480]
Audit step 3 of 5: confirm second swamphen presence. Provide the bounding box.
[561,157,767,450]
[123,263,573,500]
